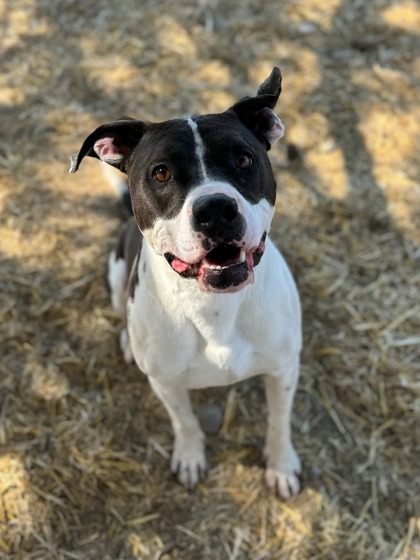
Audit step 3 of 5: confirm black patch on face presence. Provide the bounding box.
[127,120,202,232]
[195,112,277,206]
[125,113,276,235]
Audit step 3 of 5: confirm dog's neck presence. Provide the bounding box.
[141,239,249,330]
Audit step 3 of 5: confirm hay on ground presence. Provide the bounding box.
[0,0,419,558]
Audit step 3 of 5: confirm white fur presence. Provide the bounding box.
[107,250,127,317]
[186,118,209,181]
[127,236,302,497]
[129,238,301,385]
[120,328,134,364]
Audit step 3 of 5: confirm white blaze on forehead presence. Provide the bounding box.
[186,117,209,181]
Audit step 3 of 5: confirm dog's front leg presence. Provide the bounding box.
[148,377,206,489]
[263,358,301,499]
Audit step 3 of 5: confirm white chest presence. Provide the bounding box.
[127,238,301,389]
[128,291,268,389]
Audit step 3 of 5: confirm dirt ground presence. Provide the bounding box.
[1,0,419,558]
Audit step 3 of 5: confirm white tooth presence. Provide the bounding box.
[203,259,222,270]
[240,249,246,263]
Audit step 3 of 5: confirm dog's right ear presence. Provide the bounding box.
[69,118,146,174]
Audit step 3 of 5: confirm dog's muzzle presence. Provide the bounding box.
[164,233,266,293]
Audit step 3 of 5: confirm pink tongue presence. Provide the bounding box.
[172,258,191,274]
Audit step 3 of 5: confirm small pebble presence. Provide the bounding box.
[197,403,224,435]
[309,465,321,479]
[297,22,317,35]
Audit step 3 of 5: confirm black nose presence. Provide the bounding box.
[191,194,244,242]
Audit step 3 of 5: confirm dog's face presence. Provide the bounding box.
[70,68,285,293]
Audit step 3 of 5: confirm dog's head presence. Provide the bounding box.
[70,68,285,293]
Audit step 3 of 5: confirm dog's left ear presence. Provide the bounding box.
[230,67,284,150]
[69,117,146,174]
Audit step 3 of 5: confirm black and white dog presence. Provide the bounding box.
[70,68,302,498]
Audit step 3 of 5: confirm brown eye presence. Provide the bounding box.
[236,154,253,169]
[152,165,171,182]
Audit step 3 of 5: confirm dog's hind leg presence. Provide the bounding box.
[119,326,134,364]
[107,219,142,363]
[149,377,207,489]
[107,250,128,317]
[107,250,134,363]
[263,357,301,499]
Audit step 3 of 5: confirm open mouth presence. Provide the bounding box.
[164,234,266,293]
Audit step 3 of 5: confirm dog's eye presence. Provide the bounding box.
[152,165,172,183]
[236,154,253,169]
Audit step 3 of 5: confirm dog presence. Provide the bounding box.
[70,67,302,499]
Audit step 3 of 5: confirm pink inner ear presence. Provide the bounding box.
[267,115,285,143]
[94,136,131,163]
[256,108,285,146]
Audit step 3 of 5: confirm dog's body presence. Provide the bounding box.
[70,68,302,498]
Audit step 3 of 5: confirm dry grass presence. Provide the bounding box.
[0,0,419,558]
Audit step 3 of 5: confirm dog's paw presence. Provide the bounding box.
[264,445,301,499]
[120,328,134,364]
[171,432,206,489]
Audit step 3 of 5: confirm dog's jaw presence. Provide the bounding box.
[164,233,266,293]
